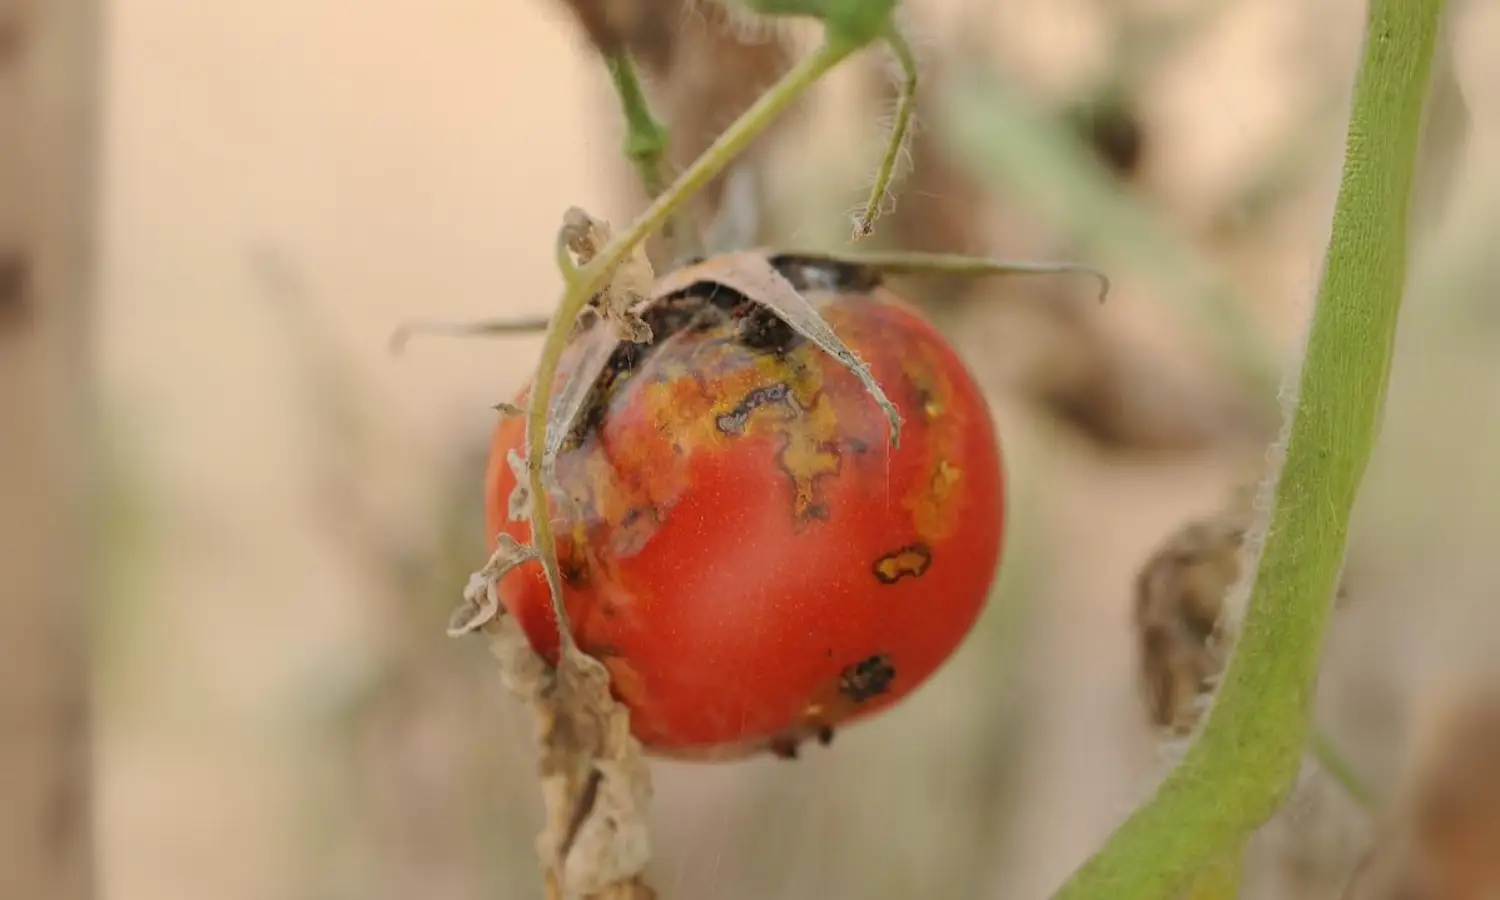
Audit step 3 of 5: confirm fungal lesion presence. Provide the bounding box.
[840,654,896,703]
[714,382,796,435]
[873,543,933,584]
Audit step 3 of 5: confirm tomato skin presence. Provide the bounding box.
[485,274,1004,759]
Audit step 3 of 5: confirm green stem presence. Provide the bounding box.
[603,53,702,257]
[1052,1,1442,896]
[606,53,670,198]
[524,38,855,654]
[1180,844,1245,900]
[854,26,917,239]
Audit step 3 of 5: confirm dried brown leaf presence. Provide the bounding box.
[461,538,654,900]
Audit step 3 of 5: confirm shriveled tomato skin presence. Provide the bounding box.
[485,282,1004,758]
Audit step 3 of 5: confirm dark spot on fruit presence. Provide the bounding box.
[840,654,895,703]
[873,544,933,584]
[803,503,829,521]
[824,648,834,658]
[846,437,870,455]
[716,382,793,435]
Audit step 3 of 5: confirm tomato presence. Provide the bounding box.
[485,254,1005,760]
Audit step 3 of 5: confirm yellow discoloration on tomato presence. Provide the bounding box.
[873,544,933,583]
[897,349,969,544]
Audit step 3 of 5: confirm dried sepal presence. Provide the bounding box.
[560,207,656,344]
[494,400,526,417]
[464,548,654,900]
[507,449,532,522]
[652,250,905,447]
[536,648,653,898]
[446,533,540,637]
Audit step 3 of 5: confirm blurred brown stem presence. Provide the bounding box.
[0,1,99,898]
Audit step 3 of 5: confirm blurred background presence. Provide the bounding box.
[13,0,1500,897]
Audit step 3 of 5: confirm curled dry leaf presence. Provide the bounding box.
[560,207,656,344]
[446,534,538,636]
[543,249,906,478]
[1134,481,1352,734]
[651,250,904,446]
[456,541,655,900]
[1134,493,1251,735]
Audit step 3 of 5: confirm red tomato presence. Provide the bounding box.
[485,256,1004,760]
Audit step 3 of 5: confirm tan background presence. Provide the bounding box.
[92,1,1500,898]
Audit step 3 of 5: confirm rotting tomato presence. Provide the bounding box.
[485,251,1004,760]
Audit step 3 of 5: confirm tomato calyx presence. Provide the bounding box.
[446,533,539,637]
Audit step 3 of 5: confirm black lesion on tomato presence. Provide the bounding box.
[872,544,933,584]
[715,382,793,435]
[735,305,801,355]
[567,284,816,449]
[564,289,744,449]
[839,654,896,703]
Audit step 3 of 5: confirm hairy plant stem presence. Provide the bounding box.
[524,38,856,655]
[1181,846,1245,900]
[854,26,917,239]
[1052,0,1443,896]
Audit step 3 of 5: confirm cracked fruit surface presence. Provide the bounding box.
[485,260,1004,759]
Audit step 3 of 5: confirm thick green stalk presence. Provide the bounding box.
[1052,1,1442,897]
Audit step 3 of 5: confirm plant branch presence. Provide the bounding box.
[854,25,917,240]
[1052,0,1443,895]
